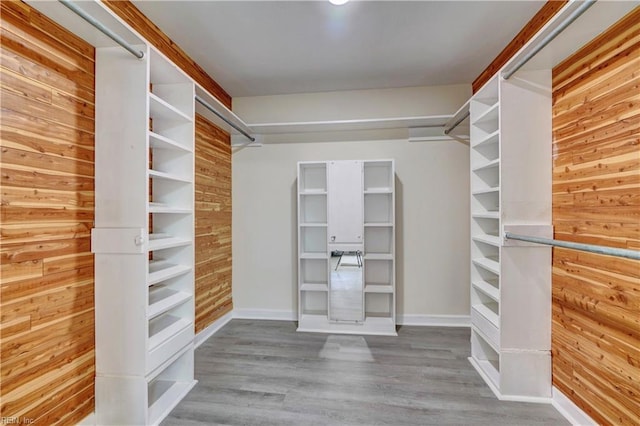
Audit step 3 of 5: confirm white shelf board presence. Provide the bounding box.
[473,302,499,328]
[473,158,500,173]
[472,234,501,247]
[472,256,500,275]
[148,261,192,285]
[248,115,452,134]
[473,129,500,149]
[148,169,192,184]
[472,279,500,302]
[148,379,197,426]
[300,283,328,292]
[470,356,501,390]
[364,189,393,194]
[148,315,192,352]
[149,131,192,153]
[472,102,499,126]
[149,92,192,123]
[472,211,500,220]
[300,189,327,195]
[364,253,393,261]
[299,223,328,227]
[364,285,394,294]
[148,234,191,251]
[148,288,192,320]
[148,203,191,214]
[300,252,328,259]
[472,187,500,196]
[364,222,393,227]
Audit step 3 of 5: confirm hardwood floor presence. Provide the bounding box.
[163,320,568,425]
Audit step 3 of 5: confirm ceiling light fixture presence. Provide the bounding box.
[329,0,349,5]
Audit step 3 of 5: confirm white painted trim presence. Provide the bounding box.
[194,311,233,348]
[552,386,597,426]
[397,314,470,327]
[76,413,95,426]
[233,309,297,321]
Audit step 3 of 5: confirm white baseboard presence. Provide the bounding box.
[231,310,470,328]
[194,310,233,348]
[552,386,597,426]
[397,314,470,327]
[233,309,297,321]
[77,413,95,426]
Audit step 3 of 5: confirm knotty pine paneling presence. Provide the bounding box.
[473,0,567,93]
[0,1,95,423]
[103,0,232,109]
[194,114,233,332]
[551,7,640,425]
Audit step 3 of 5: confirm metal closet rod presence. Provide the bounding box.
[504,232,640,261]
[59,0,144,59]
[444,111,470,135]
[502,0,597,80]
[195,96,255,142]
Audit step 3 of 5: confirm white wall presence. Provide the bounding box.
[232,84,471,320]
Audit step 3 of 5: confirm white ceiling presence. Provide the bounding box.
[131,1,546,97]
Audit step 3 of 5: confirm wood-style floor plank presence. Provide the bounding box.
[163,320,568,426]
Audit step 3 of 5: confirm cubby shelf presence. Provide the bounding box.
[298,160,395,336]
[149,92,192,123]
[472,279,500,302]
[469,72,552,400]
[93,45,196,424]
[149,169,192,184]
[148,261,192,285]
[149,131,192,153]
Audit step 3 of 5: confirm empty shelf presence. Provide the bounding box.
[148,202,191,214]
[149,92,192,123]
[148,169,192,183]
[148,234,191,251]
[472,187,500,196]
[473,129,500,149]
[472,211,500,220]
[148,260,192,285]
[148,287,192,319]
[148,379,196,426]
[300,283,328,292]
[299,223,328,227]
[364,285,393,293]
[472,102,499,126]
[148,314,192,351]
[364,222,393,227]
[472,158,500,172]
[472,279,500,302]
[149,131,192,153]
[473,302,499,328]
[472,234,501,247]
[364,189,393,194]
[472,256,500,275]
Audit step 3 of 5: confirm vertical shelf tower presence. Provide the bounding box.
[297,160,396,336]
[469,72,552,400]
[92,46,196,424]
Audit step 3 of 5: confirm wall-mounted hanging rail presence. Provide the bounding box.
[59,0,144,59]
[195,95,255,142]
[504,232,640,261]
[502,0,597,80]
[444,111,470,135]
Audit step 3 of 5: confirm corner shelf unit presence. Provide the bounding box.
[469,73,552,401]
[297,160,396,336]
[92,46,196,425]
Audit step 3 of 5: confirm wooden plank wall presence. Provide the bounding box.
[102,0,232,110]
[472,0,567,93]
[0,1,96,424]
[551,7,640,425]
[194,115,233,332]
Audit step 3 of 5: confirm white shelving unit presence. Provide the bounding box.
[469,72,552,401]
[92,46,196,425]
[297,160,396,336]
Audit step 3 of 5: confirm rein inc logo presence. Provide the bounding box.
[1,418,34,425]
